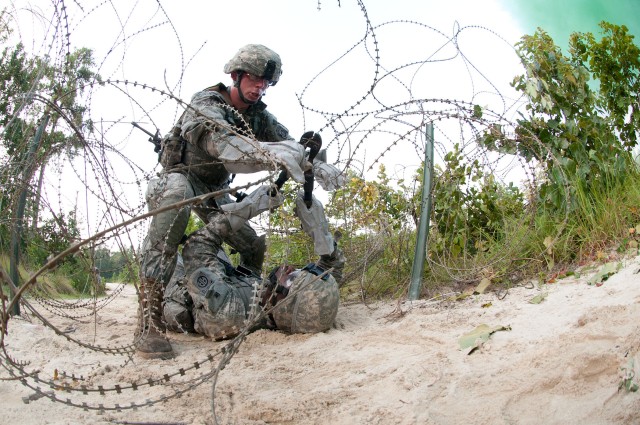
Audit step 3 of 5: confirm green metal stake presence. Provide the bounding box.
[408,122,434,300]
[9,114,50,316]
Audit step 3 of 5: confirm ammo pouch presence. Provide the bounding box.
[159,125,185,169]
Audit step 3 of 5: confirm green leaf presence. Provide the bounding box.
[619,359,639,392]
[458,324,511,354]
[450,285,476,301]
[525,80,539,98]
[473,104,483,118]
[475,278,491,294]
[543,236,554,251]
[529,292,548,304]
[587,262,621,286]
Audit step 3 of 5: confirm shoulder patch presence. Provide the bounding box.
[275,123,289,139]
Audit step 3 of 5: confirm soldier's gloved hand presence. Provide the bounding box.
[262,141,309,183]
[313,161,345,191]
[221,185,284,231]
[248,184,285,213]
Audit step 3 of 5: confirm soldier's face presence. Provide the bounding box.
[239,72,269,103]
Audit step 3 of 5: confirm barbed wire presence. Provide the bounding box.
[0,0,571,423]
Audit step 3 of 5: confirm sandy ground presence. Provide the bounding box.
[1,255,640,425]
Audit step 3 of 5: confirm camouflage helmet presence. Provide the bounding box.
[271,264,339,334]
[223,44,283,85]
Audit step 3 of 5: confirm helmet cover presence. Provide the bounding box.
[223,44,283,83]
[271,265,339,334]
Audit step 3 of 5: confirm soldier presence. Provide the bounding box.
[163,185,343,340]
[137,44,343,359]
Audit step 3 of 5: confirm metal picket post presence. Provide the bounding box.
[408,122,434,300]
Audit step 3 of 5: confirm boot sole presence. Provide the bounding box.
[136,349,175,360]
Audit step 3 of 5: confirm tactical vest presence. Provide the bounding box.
[158,84,290,186]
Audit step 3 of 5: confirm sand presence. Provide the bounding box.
[1,255,639,425]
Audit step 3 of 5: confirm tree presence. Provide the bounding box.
[571,22,640,150]
[479,23,638,213]
[28,47,100,231]
[1,21,101,296]
[1,36,100,240]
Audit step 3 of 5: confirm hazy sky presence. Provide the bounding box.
[503,0,640,49]
[10,0,634,147]
[6,1,530,178]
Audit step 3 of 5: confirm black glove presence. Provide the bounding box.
[299,132,322,208]
[300,131,322,159]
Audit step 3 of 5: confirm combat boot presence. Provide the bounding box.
[318,243,346,286]
[135,278,174,359]
[239,234,266,277]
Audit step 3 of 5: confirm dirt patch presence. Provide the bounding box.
[2,257,640,424]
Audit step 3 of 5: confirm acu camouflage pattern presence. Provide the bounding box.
[294,191,334,256]
[163,254,195,333]
[139,80,290,285]
[272,268,340,334]
[186,267,262,340]
[177,83,292,188]
[159,124,185,169]
[163,260,341,339]
[223,44,283,83]
[139,172,249,284]
[179,217,264,340]
[140,173,196,285]
[181,213,235,277]
[318,243,347,286]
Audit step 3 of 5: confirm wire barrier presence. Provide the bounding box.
[0,0,567,423]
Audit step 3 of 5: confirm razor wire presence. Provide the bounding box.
[0,0,571,423]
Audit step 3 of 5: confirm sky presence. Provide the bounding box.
[503,0,640,50]
[4,0,638,243]
[7,0,526,171]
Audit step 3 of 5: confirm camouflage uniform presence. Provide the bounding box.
[140,81,297,286]
[162,188,342,339]
[164,252,339,339]
[269,267,339,334]
[163,250,262,340]
[138,44,346,357]
[136,44,308,359]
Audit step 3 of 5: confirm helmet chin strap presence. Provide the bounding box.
[235,72,260,105]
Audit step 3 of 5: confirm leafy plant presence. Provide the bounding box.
[572,22,640,150]
[431,144,525,258]
[479,24,637,215]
